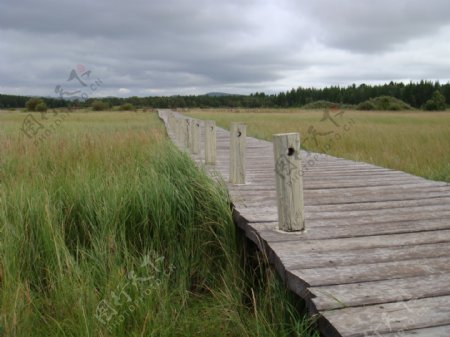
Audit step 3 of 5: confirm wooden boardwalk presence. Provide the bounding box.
[158,109,450,337]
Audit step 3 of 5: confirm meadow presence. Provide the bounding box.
[186,108,450,182]
[0,110,318,337]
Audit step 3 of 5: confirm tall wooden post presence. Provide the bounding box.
[273,133,305,231]
[167,112,173,131]
[185,118,191,150]
[192,120,201,154]
[229,123,246,184]
[177,118,184,147]
[205,120,216,164]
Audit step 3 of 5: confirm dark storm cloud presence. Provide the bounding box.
[0,0,449,96]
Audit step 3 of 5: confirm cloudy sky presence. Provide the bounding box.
[1,0,450,97]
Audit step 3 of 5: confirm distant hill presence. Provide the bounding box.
[205,92,241,97]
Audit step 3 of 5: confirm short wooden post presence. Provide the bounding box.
[229,123,246,184]
[205,120,216,164]
[273,133,305,231]
[192,120,201,154]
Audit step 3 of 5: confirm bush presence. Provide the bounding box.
[357,96,413,111]
[423,90,446,111]
[91,100,109,111]
[25,98,45,111]
[120,103,135,111]
[356,101,376,110]
[35,102,48,112]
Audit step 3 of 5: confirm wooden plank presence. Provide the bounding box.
[290,256,450,286]
[255,218,450,240]
[321,295,450,337]
[232,189,450,207]
[233,196,450,212]
[236,203,450,221]
[236,203,450,225]
[277,241,450,270]
[268,229,450,253]
[376,325,450,337]
[310,272,450,310]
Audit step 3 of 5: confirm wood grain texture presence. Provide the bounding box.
[273,133,305,231]
[205,120,216,164]
[229,123,246,184]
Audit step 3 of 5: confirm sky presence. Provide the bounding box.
[1,0,450,98]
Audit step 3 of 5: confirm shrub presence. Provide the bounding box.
[356,101,376,110]
[25,98,45,111]
[423,90,446,111]
[91,100,109,111]
[35,102,48,112]
[120,103,135,111]
[357,96,413,111]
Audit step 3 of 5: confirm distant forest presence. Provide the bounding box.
[1,80,449,110]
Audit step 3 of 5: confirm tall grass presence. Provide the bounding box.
[0,111,318,337]
[186,109,450,182]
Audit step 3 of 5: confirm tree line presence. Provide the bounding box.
[1,80,449,110]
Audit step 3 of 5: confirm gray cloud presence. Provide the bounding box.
[296,0,450,52]
[0,0,449,97]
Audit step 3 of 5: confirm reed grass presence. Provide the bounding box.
[0,110,318,337]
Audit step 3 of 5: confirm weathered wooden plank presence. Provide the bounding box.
[268,228,450,253]
[253,218,450,241]
[375,325,450,337]
[277,241,450,270]
[231,189,450,207]
[235,202,450,225]
[237,203,450,221]
[321,295,450,337]
[290,255,450,286]
[311,272,450,310]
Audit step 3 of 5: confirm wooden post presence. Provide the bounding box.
[192,120,201,154]
[229,123,246,184]
[185,118,191,150]
[177,118,187,150]
[168,113,174,131]
[205,120,216,164]
[177,118,183,143]
[273,133,305,232]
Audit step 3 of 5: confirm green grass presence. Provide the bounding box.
[0,110,318,337]
[186,108,450,182]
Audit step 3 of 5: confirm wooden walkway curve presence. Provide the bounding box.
[158,109,450,337]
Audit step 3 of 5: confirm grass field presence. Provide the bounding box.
[186,108,450,182]
[0,110,318,337]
